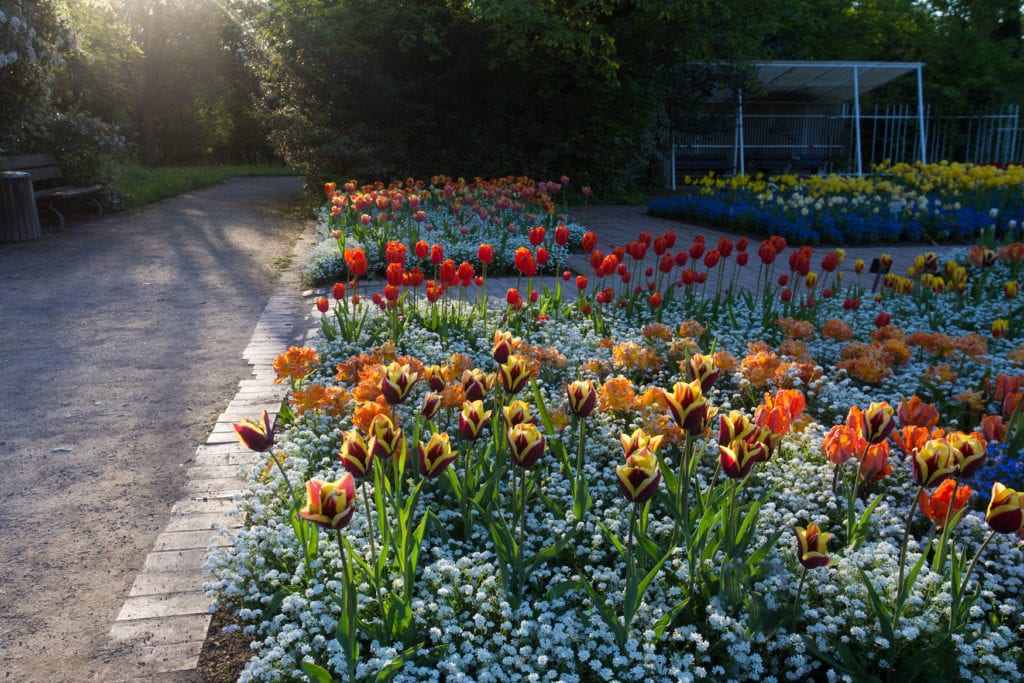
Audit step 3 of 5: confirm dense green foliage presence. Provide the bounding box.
[3,1,1024,193]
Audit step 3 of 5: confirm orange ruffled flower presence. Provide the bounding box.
[598,376,637,413]
[897,395,940,428]
[351,398,391,433]
[740,348,782,389]
[821,318,854,341]
[274,346,319,383]
[641,323,673,341]
[612,342,663,374]
[918,479,972,529]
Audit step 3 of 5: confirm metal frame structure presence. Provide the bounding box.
[670,61,926,188]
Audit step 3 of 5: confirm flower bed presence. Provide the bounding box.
[208,176,1024,682]
[648,162,1024,245]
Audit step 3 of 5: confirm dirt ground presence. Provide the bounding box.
[0,177,313,682]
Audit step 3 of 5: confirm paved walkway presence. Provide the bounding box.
[0,177,313,682]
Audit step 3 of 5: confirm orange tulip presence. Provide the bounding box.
[918,479,972,528]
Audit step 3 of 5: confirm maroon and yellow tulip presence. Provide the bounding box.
[616,447,661,503]
[911,437,958,487]
[492,330,522,365]
[458,400,492,441]
[863,401,896,444]
[719,435,768,479]
[233,410,275,452]
[718,411,757,448]
[685,353,721,393]
[499,357,532,395]
[299,475,357,530]
[420,392,442,421]
[501,399,534,428]
[418,431,457,479]
[662,379,713,436]
[566,379,598,418]
[338,430,373,478]
[381,361,419,405]
[619,428,664,458]
[424,364,446,392]
[986,482,1024,534]
[795,523,832,569]
[507,423,546,469]
[461,368,494,402]
[368,414,403,460]
[946,431,987,478]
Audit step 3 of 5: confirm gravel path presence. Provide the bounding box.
[0,177,313,682]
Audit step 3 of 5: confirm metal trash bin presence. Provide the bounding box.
[0,171,41,242]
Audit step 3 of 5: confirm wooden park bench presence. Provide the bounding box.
[0,153,104,229]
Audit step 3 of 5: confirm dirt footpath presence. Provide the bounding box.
[0,177,313,682]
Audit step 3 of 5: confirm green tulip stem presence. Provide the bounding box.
[950,529,998,634]
[359,478,381,606]
[894,484,926,631]
[792,565,808,612]
[268,452,313,579]
[934,478,961,571]
[575,416,587,508]
[626,502,638,582]
[335,529,357,683]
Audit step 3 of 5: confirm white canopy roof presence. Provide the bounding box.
[752,61,922,102]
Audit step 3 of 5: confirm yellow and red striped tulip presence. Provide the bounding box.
[566,379,598,418]
[911,437,958,487]
[418,431,457,479]
[507,423,546,469]
[863,401,896,444]
[339,429,373,478]
[300,475,357,530]
[662,379,713,436]
[501,399,534,427]
[946,431,987,478]
[795,523,832,569]
[492,330,522,365]
[499,357,532,395]
[685,353,721,393]
[718,411,757,448]
[986,482,1024,534]
[615,447,661,503]
[719,435,768,479]
[381,361,419,405]
[459,400,492,441]
[461,368,494,402]
[233,410,275,452]
[619,428,664,458]
[992,319,1009,339]
[369,414,403,460]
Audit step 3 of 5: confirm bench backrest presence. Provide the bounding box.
[0,154,63,183]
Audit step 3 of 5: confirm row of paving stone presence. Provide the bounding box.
[107,206,955,678]
[108,234,320,676]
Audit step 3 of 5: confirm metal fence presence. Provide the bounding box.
[667,103,1024,186]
